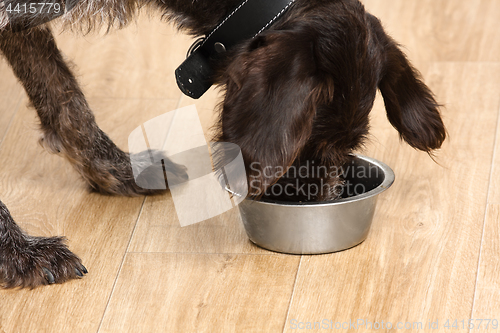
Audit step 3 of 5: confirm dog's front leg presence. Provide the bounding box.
[0,26,171,195]
[0,200,87,288]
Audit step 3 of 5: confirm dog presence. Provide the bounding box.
[0,0,446,288]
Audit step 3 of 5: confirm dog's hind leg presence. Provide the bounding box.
[0,199,87,288]
[0,26,169,195]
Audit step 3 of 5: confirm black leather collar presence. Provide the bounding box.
[175,0,296,99]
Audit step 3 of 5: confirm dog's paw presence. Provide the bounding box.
[0,235,87,289]
[86,148,188,197]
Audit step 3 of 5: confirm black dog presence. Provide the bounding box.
[0,0,445,288]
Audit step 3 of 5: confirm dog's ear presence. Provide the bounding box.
[373,20,446,152]
[217,31,330,196]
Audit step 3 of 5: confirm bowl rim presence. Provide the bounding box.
[239,154,395,207]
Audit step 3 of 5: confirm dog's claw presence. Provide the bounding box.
[43,268,55,284]
[75,268,83,277]
[81,265,88,274]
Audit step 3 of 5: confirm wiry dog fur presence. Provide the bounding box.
[0,0,445,288]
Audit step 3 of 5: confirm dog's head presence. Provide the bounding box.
[214,0,446,198]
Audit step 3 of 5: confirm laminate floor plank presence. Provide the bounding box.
[98,253,300,333]
[362,0,500,66]
[473,204,500,324]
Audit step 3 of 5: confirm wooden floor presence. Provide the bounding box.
[1,1,500,332]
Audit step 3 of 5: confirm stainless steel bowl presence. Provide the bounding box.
[237,155,395,254]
